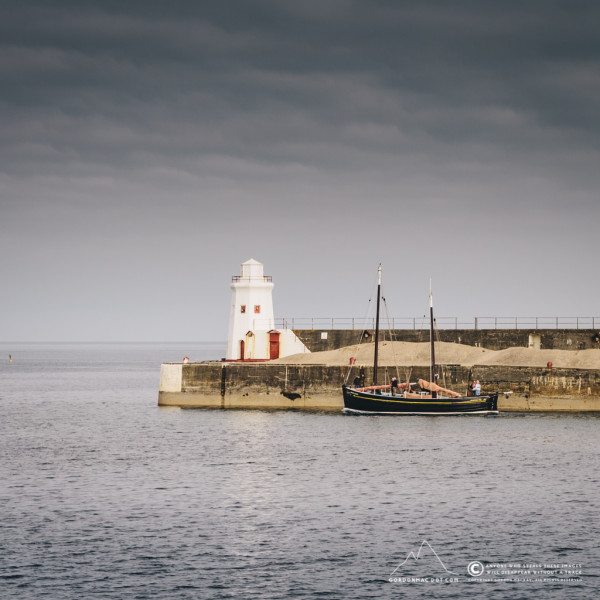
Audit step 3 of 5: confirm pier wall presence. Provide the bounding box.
[293,329,600,352]
[158,362,600,411]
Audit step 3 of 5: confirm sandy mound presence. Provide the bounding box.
[272,341,489,367]
[271,341,600,369]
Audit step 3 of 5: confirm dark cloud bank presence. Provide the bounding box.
[1,0,598,341]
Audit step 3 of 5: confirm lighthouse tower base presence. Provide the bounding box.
[230,329,309,361]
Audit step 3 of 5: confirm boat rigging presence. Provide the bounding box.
[342,265,499,415]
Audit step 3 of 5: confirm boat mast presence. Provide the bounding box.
[429,281,437,398]
[373,264,382,386]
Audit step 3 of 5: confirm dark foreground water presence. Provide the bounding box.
[1,343,598,599]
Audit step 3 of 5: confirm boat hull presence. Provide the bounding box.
[342,386,498,415]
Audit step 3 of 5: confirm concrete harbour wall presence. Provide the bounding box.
[294,329,600,352]
[158,362,600,411]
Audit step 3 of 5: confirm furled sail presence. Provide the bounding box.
[417,379,461,398]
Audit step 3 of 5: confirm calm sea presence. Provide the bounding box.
[1,343,598,599]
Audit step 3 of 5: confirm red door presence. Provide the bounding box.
[240,340,245,360]
[269,332,280,360]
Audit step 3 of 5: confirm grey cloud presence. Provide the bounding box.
[0,0,598,340]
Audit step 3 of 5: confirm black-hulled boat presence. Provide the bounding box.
[342,266,499,415]
[342,386,499,415]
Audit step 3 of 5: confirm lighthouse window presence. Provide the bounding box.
[240,305,246,313]
[254,305,261,314]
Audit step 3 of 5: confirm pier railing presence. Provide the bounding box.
[254,317,600,330]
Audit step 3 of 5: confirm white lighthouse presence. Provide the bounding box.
[226,259,309,361]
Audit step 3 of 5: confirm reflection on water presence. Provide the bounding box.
[0,344,598,599]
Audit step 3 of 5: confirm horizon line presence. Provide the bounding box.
[0,340,227,345]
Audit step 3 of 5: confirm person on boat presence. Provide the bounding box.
[473,380,481,396]
[391,377,399,396]
[353,376,361,389]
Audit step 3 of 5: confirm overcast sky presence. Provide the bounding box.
[1,0,599,342]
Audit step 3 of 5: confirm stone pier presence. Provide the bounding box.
[159,362,600,411]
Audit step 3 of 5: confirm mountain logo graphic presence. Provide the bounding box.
[390,540,459,577]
